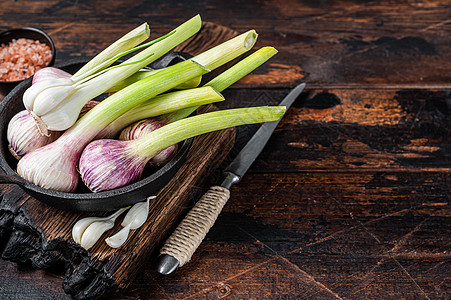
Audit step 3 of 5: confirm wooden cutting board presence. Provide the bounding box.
[0,23,237,299]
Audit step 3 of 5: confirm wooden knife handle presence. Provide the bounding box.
[159,186,230,267]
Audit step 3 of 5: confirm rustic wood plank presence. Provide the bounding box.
[217,87,451,173]
[1,0,450,87]
[115,170,450,299]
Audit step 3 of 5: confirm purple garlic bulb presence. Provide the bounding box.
[79,139,147,192]
[119,118,177,167]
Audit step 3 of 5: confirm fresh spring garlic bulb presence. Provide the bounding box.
[105,197,153,248]
[119,118,178,167]
[23,78,81,136]
[79,139,148,192]
[72,207,129,250]
[23,75,100,136]
[118,118,165,140]
[22,22,152,134]
[7,110,61,159]
[23,77,73,113]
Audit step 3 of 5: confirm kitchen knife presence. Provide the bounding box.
[157,82,306,275]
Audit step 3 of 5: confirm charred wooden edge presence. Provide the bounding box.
[63,254,116,299]
[0,190,117,299]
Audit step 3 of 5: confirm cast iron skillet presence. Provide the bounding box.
[0,56,193,212]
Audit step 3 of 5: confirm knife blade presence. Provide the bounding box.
[157,82,306,275]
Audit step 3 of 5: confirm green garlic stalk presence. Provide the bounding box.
[116,46,279,167]
[23,15,202,134]
[95,86,224,139]
[73,23,150,77]
[79,106,286,192]
[17,59,209,192]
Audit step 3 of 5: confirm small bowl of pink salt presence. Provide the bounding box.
[0,27,55,97]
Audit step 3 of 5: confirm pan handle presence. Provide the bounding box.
[0,173,26,186]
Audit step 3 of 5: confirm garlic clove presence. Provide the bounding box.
[72,207,129,250]
[121,196,153,229]
[105,197,153,249]
[80,220,115,250]
[72,217,101,245]
[105,223,132,248]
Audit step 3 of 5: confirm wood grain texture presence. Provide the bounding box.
[2,0,450,88]
[1,0,450,299]
[218,88,451,173]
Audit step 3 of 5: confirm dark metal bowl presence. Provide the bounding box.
[0,59,192,212]
[0,27,56,98]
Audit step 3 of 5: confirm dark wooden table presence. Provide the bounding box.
[1,1,450,299]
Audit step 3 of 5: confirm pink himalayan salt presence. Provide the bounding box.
[0,38,52,81]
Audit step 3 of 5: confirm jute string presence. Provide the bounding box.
[160,186,230,266]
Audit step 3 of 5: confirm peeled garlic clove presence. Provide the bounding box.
[105,223,132,248]
[72,207,129,249]
[80,220,115,250]
[72,217,102,245]
[105,197,153,249]
[121,196,153,229]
